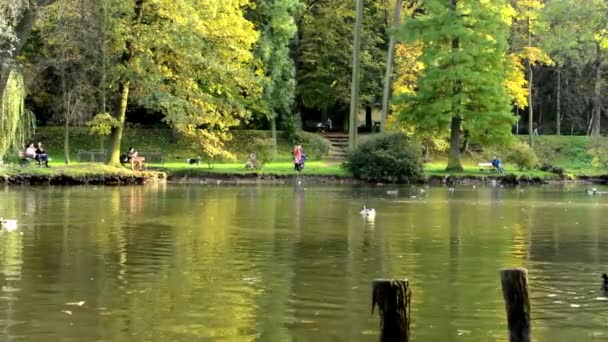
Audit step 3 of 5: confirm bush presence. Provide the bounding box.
[506,142,539,170]
[293,131,329,160]
[249,138,275,167]
[587,136,608,168]
[539,163,565,175]
[345,132,422,182]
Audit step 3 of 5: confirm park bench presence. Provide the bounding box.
[18,150,35,167]
[478,162,496,172]
[137,151,164,166]
[77,149,107,163]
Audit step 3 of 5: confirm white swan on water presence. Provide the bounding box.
[0,218,18,232]
[360,206,376,220]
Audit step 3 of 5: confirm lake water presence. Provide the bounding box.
[1,183,608,341]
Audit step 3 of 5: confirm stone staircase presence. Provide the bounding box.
[321,133,349,160]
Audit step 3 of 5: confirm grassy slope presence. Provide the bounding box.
[14,127,606,178]
[0,163,156,179]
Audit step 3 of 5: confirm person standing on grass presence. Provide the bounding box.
[292,145,303,172]
[491,156,504,174]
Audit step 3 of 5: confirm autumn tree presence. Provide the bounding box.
[398,0,515,171]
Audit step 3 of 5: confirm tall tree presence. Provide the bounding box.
[509,0,545,145]
[248,0,301,153]
[398,0,515,171]
[296,0,387,128]
[102,0,260,165]
[29,0,102,164]
[380,0,403,130]
[348,0,363,149]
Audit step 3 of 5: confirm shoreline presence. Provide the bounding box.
[0,171,166,185]
[1,168,608,186]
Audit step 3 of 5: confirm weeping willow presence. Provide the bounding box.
[0,70,35,163]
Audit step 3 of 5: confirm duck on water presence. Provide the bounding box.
[0,218,18,232]
[360,206,376,220]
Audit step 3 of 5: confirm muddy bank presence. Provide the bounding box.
[166,172,557,185]
[0,172,166,185]
[167,172,362,185]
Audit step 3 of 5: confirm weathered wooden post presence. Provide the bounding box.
[372,279,411,342]
[500,268,531,342]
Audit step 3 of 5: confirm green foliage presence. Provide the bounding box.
[0,70,35,162]
[292,131,330,160]
[506,142,539,170]
[297,0,387,110]
[280,112,302,143]
[345,132,422,182]
[249,138,275,167]
[396,0,516,167]
[248,0,300,123]
[587,136,608,168]
[88,113,119,137]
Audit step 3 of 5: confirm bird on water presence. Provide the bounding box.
[360,206,376,220]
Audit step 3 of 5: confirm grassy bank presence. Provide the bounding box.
[5,128,607,182]
[31,127,327,163]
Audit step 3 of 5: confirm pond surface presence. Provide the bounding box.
[1,183,608,341]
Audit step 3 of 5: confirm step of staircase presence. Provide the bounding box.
[320,133,349,161]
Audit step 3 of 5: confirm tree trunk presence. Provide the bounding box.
[348,0,364,150]
[527,16,534,146]
[446,116,463,171]
[271,115,277,157]
[446,0,462,172]
[105,0,144,165]
[380,0,402,131]
[591,42,602,136]
[106,81,129,165]
[556,66,561,136]
[64,113,70,165]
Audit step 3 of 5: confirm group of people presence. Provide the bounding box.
[24,142,50,167]
[292,144,307,172]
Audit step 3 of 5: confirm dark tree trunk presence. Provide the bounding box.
[446,0,462,172]
[556,66,561,135]
[372,279,411,342]
[591,42,602,135]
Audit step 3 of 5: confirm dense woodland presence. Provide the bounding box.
[1,0,608,170]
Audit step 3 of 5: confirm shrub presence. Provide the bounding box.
[345,132,422,182]
[506,142,539,170]
[539,163,565,175]
[587,136,608,168]
[249,138,275,167]
[293,131,329,160]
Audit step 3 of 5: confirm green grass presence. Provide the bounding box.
[423,162,554,178]
[164,161,349,177]
[9,129,608,181]
[0,163,157,179]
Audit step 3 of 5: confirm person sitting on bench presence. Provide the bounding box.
[25,142,36,160]
[127,147,144,171]
[35,141,50,167]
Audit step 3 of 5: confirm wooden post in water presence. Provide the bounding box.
[372,279,411,342]
[500,268,531,342]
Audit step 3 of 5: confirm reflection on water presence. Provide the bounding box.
[1,184,608,340]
